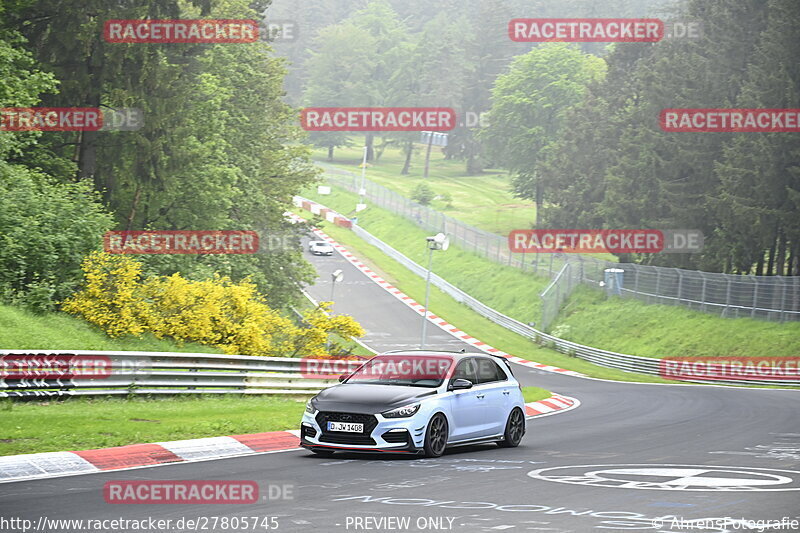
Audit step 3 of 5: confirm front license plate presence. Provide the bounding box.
[328,421,364,433]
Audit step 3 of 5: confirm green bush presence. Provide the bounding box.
[411,182,435,205]
[0,163,114,312]
[437,191,453,208]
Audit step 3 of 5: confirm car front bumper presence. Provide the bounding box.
[300,410,427,454]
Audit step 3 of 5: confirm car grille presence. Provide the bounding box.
[316,411,378,446]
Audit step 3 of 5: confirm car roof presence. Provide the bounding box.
[377,349,502,361]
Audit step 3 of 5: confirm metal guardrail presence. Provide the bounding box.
[318,162,799,323]
[0,351,363,398]
[295,198,797,388]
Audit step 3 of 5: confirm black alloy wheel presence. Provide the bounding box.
[498,408,525,448]
[423,413,448,457]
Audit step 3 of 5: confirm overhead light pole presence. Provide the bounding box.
[325,269,344,353]
[420,233,450,349]
[357,145,368,213]
[329,269,344,313]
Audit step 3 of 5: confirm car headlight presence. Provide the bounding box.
[305,398,317,414]
[382,403,420,418]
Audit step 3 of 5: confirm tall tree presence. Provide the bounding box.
[302,22,377,160]
[481,43,606,226]
[714,0,800,276]
[5,0,320,307]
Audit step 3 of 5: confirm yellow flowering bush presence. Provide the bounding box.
[288,302,366,358]
[62,252,364,357]
[61,252,151,337]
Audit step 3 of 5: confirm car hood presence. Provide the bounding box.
[312,383,437,415]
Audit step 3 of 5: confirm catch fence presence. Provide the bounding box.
[318,163,800,326]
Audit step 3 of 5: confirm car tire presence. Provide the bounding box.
[311,449,335,457]
[497,407,525,448]
[423,413,448,458]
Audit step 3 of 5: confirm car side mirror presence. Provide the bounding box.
[338,374,348,383]
[449,378,473,391]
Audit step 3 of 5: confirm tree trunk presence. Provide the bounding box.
[401,140,413,175]
[794,244,800,275]
[365,133,375,161]
[79,130,98,182]
[535,180,543,228]
[78,41,103,184]
[466,154,483,175]
[775,230,787,276]
[126,186,142,231]
[790,243,800,276]
[766,224,778,275]
[423,136,434,178]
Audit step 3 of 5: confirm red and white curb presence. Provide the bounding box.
[289,204,583,378]
[0,395,578,483]
[525,393,580,419]
[0,430,301,484]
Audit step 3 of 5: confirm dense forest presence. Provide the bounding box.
[1,0,797,321]
[0,0,318,312]
[270,0,799,275]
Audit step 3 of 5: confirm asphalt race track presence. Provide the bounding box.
[302,238,473,353]
[0,245,798,533]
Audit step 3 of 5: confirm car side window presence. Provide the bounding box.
[452,359,478,383]
[475,358,507,384]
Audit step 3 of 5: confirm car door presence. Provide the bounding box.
[447,358,486,441]
[474,357,511,435]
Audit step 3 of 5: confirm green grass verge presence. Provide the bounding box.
[0,395,306,456]
[0,304,221,353]
[306,188,551,324]
[313,143,617,263]
[302,188,800,362]
[296,209,675,383]
[522,387,552,403]
[554,286,800,358]
[313,144,535,237]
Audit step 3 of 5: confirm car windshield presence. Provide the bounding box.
[345,355,453,387]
